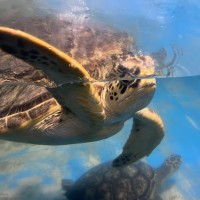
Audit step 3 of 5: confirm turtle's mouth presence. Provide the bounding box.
[121,79,156,87]
[135,81,156,93]
[118,81,155,104]
[143,82,156,88]
[121,79,141,88]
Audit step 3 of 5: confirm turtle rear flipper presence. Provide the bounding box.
[0,27,105,127]
[62,179,74,191]
[113,108,164,167]
[62,179,74,198]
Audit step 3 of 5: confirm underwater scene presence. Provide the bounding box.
[0,0,200,199]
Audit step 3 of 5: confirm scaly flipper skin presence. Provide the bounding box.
[113,108,164,167]
[0,27,105,127]
[0,27,89,84]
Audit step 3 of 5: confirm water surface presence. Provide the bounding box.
[0,0,200,199]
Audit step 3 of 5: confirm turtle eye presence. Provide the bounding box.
[134,67,140,75]
[121,79,134,85]
[121,79,141,88]
[130,79,141,88]
[116,64,128,78]
[117,64,127,72]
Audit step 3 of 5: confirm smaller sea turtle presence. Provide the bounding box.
[62,154,181,200]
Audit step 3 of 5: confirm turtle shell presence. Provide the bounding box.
[0,15,135,85]
[65,161,158,200]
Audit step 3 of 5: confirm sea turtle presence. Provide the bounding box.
[0,16,165,166]
[62,154,182,200]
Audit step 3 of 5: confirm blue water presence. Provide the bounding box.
[0,0,200,199]
[87,0,200,77]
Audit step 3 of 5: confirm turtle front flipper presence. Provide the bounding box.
[112,108,164,167]
[0,27,90,84]
[0,27,105,127]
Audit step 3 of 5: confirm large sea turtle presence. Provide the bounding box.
[62,154,182,200]
[0,16,164,166]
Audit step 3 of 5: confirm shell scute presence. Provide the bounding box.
[7,113,29,129]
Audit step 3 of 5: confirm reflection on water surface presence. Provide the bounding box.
[0,0,200,199]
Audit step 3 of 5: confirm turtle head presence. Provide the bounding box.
[156,154,182,182]
[102,54,156,122]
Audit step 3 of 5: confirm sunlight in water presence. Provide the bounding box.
[0,0,200,199]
